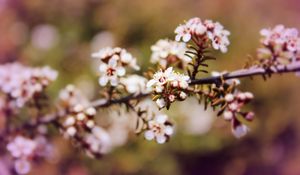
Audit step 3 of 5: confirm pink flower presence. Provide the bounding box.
[7,136,37,158]
[14,159,31,175]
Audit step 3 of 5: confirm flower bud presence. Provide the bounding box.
[223,111,233,120]
[179,92,187,99]
[66,127,77,137]
[225,94,234,102]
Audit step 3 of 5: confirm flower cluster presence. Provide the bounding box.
[150,39,191,69]
[62,104,97,138]
[58,85,90,109]
[120,75,150,94]
[147,67,190,109]
[6,135,53,174]
[92,47,140,86]
[0,63,58,108]
[175,17,230,53]
[223,92,254,138]
[58,85,114,157]
[258,25,300,66]
[144,114,174,144]
[84,126,112,157]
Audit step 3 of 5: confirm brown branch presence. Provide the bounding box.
[90,62,300,109]
[90,93,149,109]
[2,62,299,136]
[190,62,300,85]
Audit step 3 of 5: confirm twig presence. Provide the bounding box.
[190,62,300,85]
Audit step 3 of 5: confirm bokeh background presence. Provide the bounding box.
[1,0,300,174]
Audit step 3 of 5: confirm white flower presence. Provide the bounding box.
[64,116,76,126]
[85,126,112,156]
[206,21,230,53]
[179,92,187,99]
[66,126,77,137]
[98,57,126,86]
[92,47,140,70]
[232,124,249,138]
[58,85,90,109]
[148,67,190,108]
[91,47,116,60]
[7,136,37,158]
[120,75,150,94]
[223,111,233,120]
[120,49,140,70]
[225,94,234,102]
[156,98,166,108]
[93,47,140,87]
[147,67,176,91]
[144,114,174,144]
[174,17,230,53]
[171,73,190,89]
[150,39,191,68]
[175,25,192,42]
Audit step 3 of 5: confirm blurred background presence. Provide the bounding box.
[1,0,300,174]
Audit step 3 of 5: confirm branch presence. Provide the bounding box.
[90,62,300,109]
[4,62,299,134]
[90,93,149,109]
[190,62,300,85]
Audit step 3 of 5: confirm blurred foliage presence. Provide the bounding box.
[1,0,300,174]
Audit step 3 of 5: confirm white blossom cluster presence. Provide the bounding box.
[92,47,140,87]
[258,25,300,65]
[144,114,174,144]
[84,126,112,157]
[0,63,58,108]
[175,17,230,53]
[120,75,150,94]
[58,85,114,157]
[62,104,97,138]
[6,135,53,174]
[147,67,190,108]
[223,92,254,138]
[58,84,90,109]
[150,39,191,69]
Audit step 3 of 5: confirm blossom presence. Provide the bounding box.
[147,67,176,92]
[222,92,254,138]
[98,57,126,86]
[144,114,174,144]
[58,85,90,109]
[150,39,191,69]
[0,63,57,108]
[258,25,300,65]
[7,136,37,158]
[120,75,150,94]
[14,159,31,175]
[85,126,112,157]
[232,123,249,138]
[6,135,54,174]
[147,67,190,108]
[175,17,230,53]
[61,105,98,138]
[92,47,140,87]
